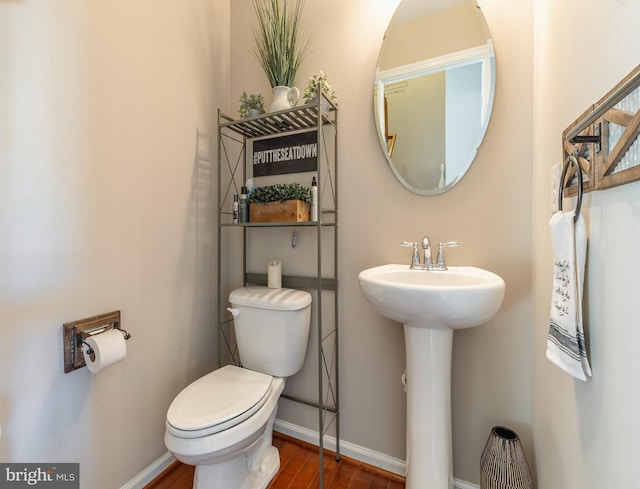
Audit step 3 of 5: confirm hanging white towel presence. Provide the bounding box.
[546,210,592,380]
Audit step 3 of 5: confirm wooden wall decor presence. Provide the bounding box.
[562,64,640,196]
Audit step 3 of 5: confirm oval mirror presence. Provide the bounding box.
[374,0,495,195]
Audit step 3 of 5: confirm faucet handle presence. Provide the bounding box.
[400,241,422,269]
[435,241,459,270]
[441,241,460,248]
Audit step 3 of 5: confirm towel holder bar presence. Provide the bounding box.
[559,154,583,222]
[570,135,600,144]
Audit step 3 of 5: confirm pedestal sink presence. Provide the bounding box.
[358,264,505,489]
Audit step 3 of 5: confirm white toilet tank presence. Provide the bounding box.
[229,287,312,377]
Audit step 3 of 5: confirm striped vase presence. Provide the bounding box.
[480,426,533,489]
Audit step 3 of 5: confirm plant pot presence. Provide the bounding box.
[270,86,300,112]
[480,426,532,489]
[249,200,310,223]
[308,95,331,113]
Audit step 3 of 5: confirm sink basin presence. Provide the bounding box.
[358,263,505,489]
[358,264,505,330]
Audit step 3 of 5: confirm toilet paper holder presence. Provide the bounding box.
[63,310,131,373]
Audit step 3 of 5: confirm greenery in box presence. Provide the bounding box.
[239,92,265,117]
[303,71,338,104]
[248,182,311,205]
[250,0,311,88]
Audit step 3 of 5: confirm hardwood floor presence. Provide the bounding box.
[146,432,405,489]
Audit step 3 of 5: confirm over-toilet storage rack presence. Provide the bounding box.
[216,93,339,487]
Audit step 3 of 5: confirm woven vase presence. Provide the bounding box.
[480,426,532,489]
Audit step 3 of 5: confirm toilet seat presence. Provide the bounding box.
[166,365,273,439]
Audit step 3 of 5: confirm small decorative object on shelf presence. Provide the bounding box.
[303,70,338,108]
[239,91,265,118]
[250,0,311,112]
[480,426,533,489]
[248,182,312,222]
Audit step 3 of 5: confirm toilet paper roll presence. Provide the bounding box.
[82,329,127,373]
[268,260,282,289]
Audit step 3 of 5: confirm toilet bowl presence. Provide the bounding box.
[164,287,312,489]
[165,365,284,489]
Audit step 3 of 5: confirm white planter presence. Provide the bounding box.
[269,86,300,112]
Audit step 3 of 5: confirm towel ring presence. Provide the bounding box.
[558,154,583,222]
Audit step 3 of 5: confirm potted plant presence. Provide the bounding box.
[248,182,312,222]
[303,71,338,109]
[251,0,311,112]
[239,91,265,118]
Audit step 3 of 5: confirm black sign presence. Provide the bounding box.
[252,131,318,176]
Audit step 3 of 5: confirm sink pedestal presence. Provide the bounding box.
[358,264,506,489]
[404,325,453,489]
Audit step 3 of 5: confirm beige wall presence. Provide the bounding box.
[232,0,533,484]
[532,0,640,487]
[0,1,228,487]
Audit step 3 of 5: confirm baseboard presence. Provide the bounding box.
[120,451,175,489]
[120,421,479,489]
[273,418,479,489]
[274,418,406,477]
[454,479,480,489]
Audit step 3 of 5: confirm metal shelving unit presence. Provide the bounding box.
[216,94,339,487]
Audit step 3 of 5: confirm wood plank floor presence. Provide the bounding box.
[146,432,405,489]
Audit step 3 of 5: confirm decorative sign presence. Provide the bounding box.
[252,131,318,176]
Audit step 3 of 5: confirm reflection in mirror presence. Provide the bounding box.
[374,0,495,195]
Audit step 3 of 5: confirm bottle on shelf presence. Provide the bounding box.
[233,194,239,223]
[311,176,318,221]
[239,186,249,223]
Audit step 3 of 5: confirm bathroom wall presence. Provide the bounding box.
[532,1,640,488]
[0,1,228,487]
[231,0,533,484]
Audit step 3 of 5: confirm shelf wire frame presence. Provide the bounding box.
[216,93,339,488]
[219,130,245,216]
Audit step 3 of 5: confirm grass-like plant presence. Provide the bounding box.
[248,182,312,205]
[251,0,311,88]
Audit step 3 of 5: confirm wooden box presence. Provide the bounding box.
[249,200,310,223]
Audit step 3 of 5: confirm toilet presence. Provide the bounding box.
[164,286,312,489]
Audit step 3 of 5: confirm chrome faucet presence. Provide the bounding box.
[401,238,459,270]
[401,235,434,269]
[421,236,432,269]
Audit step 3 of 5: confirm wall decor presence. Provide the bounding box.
[562,63,640,196]
[252,130,318,176]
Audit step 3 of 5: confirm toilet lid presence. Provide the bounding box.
[166,365,273,438]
